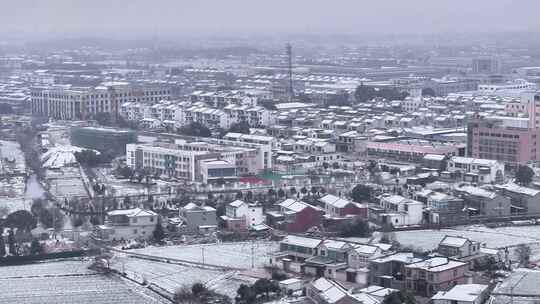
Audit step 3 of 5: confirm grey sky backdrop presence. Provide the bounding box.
[1,0,539,37]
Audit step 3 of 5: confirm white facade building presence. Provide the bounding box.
[31,82,171,120]
[447,156,504,183]
[379,195,423,227]
[93,208,158,241]
[225,200,265,229]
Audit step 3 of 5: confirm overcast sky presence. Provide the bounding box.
[2,0,539,37]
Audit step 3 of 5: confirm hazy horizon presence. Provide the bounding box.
[2,0,540,39]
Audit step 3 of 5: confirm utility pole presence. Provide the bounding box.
[251,240,255,269]
[202,246,205,265]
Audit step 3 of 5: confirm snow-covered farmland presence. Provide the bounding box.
[110,255,229,292]
[109,254,253,298]
[127,241,279,269]
[0,260,168,304]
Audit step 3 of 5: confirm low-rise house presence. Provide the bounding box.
[304,240,352,280]
[437,236,481,258]
[278,278,304,295]
[424,192,466,224]
[404,257,469,297]
[447,156,504,184]
[348,244,384,270]
[352,286,397,303]
[306,277,360,304]
[490,269,540,304]
[369,252,423,289]
[378,195,423,227]
[454,185,511,217]
[422,154,447,170]
[93,208,158,241]
[495,183,540,214]
[346,244,385,285]
[179,203,217,234]
[319,194,368,219]
[273,235,323,272]
[267,199,325,233]
[431,284,489,304]
[220,199,264,232]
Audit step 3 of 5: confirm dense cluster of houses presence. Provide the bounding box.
[93,193,369,241]
[270,233,497,303]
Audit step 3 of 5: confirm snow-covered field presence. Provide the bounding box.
[46,167,88,199]
[0,260,95,278]
[110,254,258,299]
[110,255,229,292]
[127,241,279,269]
[0,260,168,304]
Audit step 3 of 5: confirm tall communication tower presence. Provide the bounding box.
[286,43,294,100]
[108,75,117,126]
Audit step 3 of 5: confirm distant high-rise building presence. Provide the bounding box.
[472,57,501,74]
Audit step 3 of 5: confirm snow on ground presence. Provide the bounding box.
[127,241,279,269]
[0,175,31,216]
[25,174,46,200]
[94,167,146,197]
[0,259,168,304]
[46,167,88,199]
[0,140,26,174]
[95,167,181,198]
[110,254,228,292]
[209,274,258,299]
[394,225,540,251]
[109,254,258,299]
[0,260,95,278]
[394,224,540,263]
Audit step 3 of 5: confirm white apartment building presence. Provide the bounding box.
[223,132,279,150]
[478,79,536,94]
[119,100,275,130]
[182,105,232,129]
[447,156,504,183]
[119,102,150,121]
[189,90,260,107]
[205,136,273,171]
[126,136,271,181]
[223,104,274,127]
[292,138,336,154]
[402,97,426,112]
[30,82,171,120]
[126,143,203,181]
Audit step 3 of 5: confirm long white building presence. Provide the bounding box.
[126,135,272,182]
[30,82,171,120]
[119,100,275,130]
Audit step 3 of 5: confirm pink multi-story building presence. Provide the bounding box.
[467,115,540,164]
[366,139,465,161]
